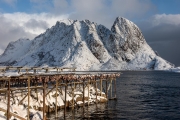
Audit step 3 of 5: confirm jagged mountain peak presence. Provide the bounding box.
[0,17,174,70]
[112,16,145,45]
[0,38,31,65]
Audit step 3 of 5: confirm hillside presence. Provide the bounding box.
[0,17,174,70]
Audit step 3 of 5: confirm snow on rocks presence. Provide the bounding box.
[170,67,180,73]
[0,17,174,70]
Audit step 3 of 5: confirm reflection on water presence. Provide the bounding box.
[48,71,180,120]
[47,103,115,120]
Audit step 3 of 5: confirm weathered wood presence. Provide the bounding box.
[7,79,10,120]
[95,79,97,103]
[83,80,85,108]
[88,80,90,106]
[18,93,28,106]
[106,80,108,99]
[0,68,121,119]
[100,79,102,96]
[45,84,56,97]
[64,82,67,119]
[111,79,112,99]
[114,79,117,98]
[43,78,46,120]
[55,79,58,118]
[27,77,30,120]
[72,82,75,109]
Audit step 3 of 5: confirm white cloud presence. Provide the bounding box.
[0,0,156,55]
[111,0,154,18]
[152,14,180,26]
[0,12,68,55]
[69,0,110,26]
[2,12,69,35]
[26,0,156,29]
[53,0,68,11]
[137,14,180,66]
[63,0,155,28]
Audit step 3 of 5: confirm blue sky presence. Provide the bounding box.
[0,0,180,14]
[0,0,180,66]
[151,0,180,14]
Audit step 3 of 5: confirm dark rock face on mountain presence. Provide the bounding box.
[0,17,174,70]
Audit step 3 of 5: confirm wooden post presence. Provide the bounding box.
[114,78,117,99]
[106,79,108,99]
[64,81,67,119]
[95,79,97,103]
[7,79,10,120]
[72,82,75,109]
[83,80,85,117]
[88,80,90,106]
[111,79,112,99]
[100,79,102,96]
[83,80,85,108]
[72,82,75,120]
[43,78,46,120]
[55,78,58,118]
[27,77,30,120]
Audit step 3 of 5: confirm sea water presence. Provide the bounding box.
[48,71,180,120]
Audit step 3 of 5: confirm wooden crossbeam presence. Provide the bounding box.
[18,93,29,105]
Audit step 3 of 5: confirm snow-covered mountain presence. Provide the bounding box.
[0,17,174,70]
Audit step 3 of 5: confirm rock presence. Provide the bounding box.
[0,17,174,70]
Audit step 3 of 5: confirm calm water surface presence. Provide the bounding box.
[48,71,180,120]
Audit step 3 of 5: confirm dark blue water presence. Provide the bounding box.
[110,71,180,120]
[49,71,180,120]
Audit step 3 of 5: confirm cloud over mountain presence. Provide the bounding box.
[0,17,174,70]
[137,14,180,66]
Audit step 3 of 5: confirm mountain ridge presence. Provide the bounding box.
[0,17,174,70]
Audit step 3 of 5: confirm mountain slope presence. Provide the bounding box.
[0,17,174,70]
